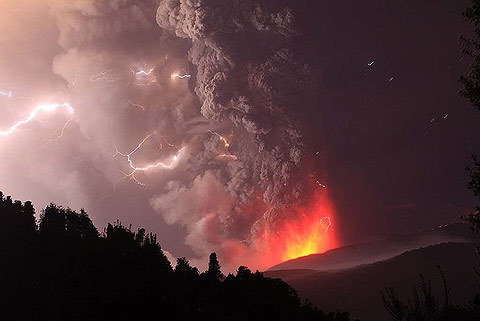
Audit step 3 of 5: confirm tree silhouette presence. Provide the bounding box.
[460,0,480,231]
[0,191,353,321]
[207,252,223,280]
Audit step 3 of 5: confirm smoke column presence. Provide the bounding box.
[153,0,335,269]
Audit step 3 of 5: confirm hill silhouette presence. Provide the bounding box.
[266,242,480,320]
[0,191,354,321]
[269,223,479,272]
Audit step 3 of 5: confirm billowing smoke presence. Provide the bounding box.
[0,0,326,270]
[153,0,322,267]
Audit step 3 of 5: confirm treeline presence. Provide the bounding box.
[0,192,353,321]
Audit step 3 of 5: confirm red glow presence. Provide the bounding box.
[211,190,338,272]
[223,191,338,271]
[274,191,337,262]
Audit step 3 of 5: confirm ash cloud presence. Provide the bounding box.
[0,0,322,270]
[153,0,321,266]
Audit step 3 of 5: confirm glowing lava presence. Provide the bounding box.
[220,190,338,272]
[274,191,337,262]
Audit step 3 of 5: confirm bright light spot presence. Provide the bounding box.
[277,192,337,262]
[171,71,191,80]
[0,91,12,98]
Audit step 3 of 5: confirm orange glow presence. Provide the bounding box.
[214,190,338,272]
[277,192,337,262]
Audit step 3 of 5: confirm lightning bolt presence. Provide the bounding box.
[171,70,191,80]
[319,217,332,232]
[127,100,147,111]
[131,67,157,86]
[208,130,237,161]
[315,180,326,188]
[71,71,79,86]
[90,70,115,82]
[0,103,74,137]
[133,68,155,77]
[39,118,74,149]
[209,130,230,148]
[0,91,12,98]
[217,153,238,160]
[113,134,186,182]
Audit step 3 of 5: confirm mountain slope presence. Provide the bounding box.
[269,223,478,272]
[266,242,480,321]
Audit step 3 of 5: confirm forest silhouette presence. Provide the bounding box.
[0,191,353,321]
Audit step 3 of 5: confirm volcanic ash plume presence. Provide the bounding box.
[154,0,333,269]
[0,0,334,271]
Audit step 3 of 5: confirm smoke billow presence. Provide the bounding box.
[0,0,325,270]
[153,0,322,267]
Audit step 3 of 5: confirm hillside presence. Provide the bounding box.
[269,223,478,272]
[266,242,480,321]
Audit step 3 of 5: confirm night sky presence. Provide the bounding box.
[314,0,480,241]
[0,0,479,270]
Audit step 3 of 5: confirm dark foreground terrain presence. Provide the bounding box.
[269,223,477,272]
[2,191,480,321]
[267,241,480,320]
[0,192,354,321]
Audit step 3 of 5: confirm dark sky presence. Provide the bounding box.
[310,0,480,242]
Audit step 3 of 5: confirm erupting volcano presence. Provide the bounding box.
[265,191,337,267]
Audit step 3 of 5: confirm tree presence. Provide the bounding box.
[0,191,353,321]
[460,0,480,232]
[175,257,199,278]
[207,252,223,280]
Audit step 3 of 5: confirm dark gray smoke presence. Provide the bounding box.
[153,0,321,264]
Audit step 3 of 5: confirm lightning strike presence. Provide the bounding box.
[39,118,74,149]
[0,103,74,137]
[133,68,155,77]
[319,216,332,232]
[217,153,238,160]
[127,100,147,111]
[102,134,182,201]
[209,130,230,148]
[155,136,177,154]
[315,181,326,188]
[71,71,79,86]
[0,91,12,98]
[131,67,157,86]
[90,70,115,82]
[113,134,186,181]
[171,70,191,80]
